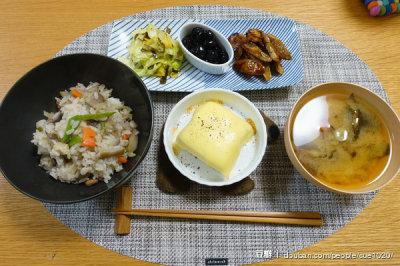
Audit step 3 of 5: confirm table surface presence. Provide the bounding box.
[0,1,399,265]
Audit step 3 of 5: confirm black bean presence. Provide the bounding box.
[191,27,203,37]
[203,39,218,50]
[218,50,229,64]
[203,30,214,41]
[183,26,227,65]
[195,31,209,43]
[205,50,218,63]
[196,45,206,60]
[189,47,197,55]
[182,36,194,50]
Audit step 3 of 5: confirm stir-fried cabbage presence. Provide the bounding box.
[119,23,183,84]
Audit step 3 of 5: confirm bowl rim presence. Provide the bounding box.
[284,81,400,194]
[163,88,267,187]
[0,53,154,204]
[177,22,234,68]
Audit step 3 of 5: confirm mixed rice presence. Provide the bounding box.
[32,82,139,185]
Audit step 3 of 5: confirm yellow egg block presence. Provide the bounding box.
[173,101,254,179]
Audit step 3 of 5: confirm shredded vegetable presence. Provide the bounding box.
[119,23,183,84]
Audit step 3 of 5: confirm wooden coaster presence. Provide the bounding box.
[258,109,280,144]
[156,125,191,194]
[156,110,279,195]
[219,177,255,195]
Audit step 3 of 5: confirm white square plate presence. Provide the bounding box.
[108,18,303,92]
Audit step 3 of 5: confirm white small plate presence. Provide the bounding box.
[177,22,234,75]
[163,88,267,186]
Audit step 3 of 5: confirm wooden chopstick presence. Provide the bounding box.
[112,209,323,226]
[113,209,321,219]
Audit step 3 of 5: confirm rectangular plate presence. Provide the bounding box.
[108,18,303,92]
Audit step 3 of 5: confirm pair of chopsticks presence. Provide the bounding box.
[112,209,323,226]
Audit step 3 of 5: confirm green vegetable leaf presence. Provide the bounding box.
[81,112,115,120]
[67,136,83,146]
[62,112,115,143]
[62,115,82,143]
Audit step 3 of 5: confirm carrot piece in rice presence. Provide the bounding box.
[82,127,96,147]
[118,156,127,163]
[71,89,83,98]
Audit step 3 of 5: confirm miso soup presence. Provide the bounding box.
[291,93,390,189]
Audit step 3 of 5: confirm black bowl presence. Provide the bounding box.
[0,54,153,204]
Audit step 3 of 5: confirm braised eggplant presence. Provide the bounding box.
[229,29,292,81]
[232,59,265,75]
